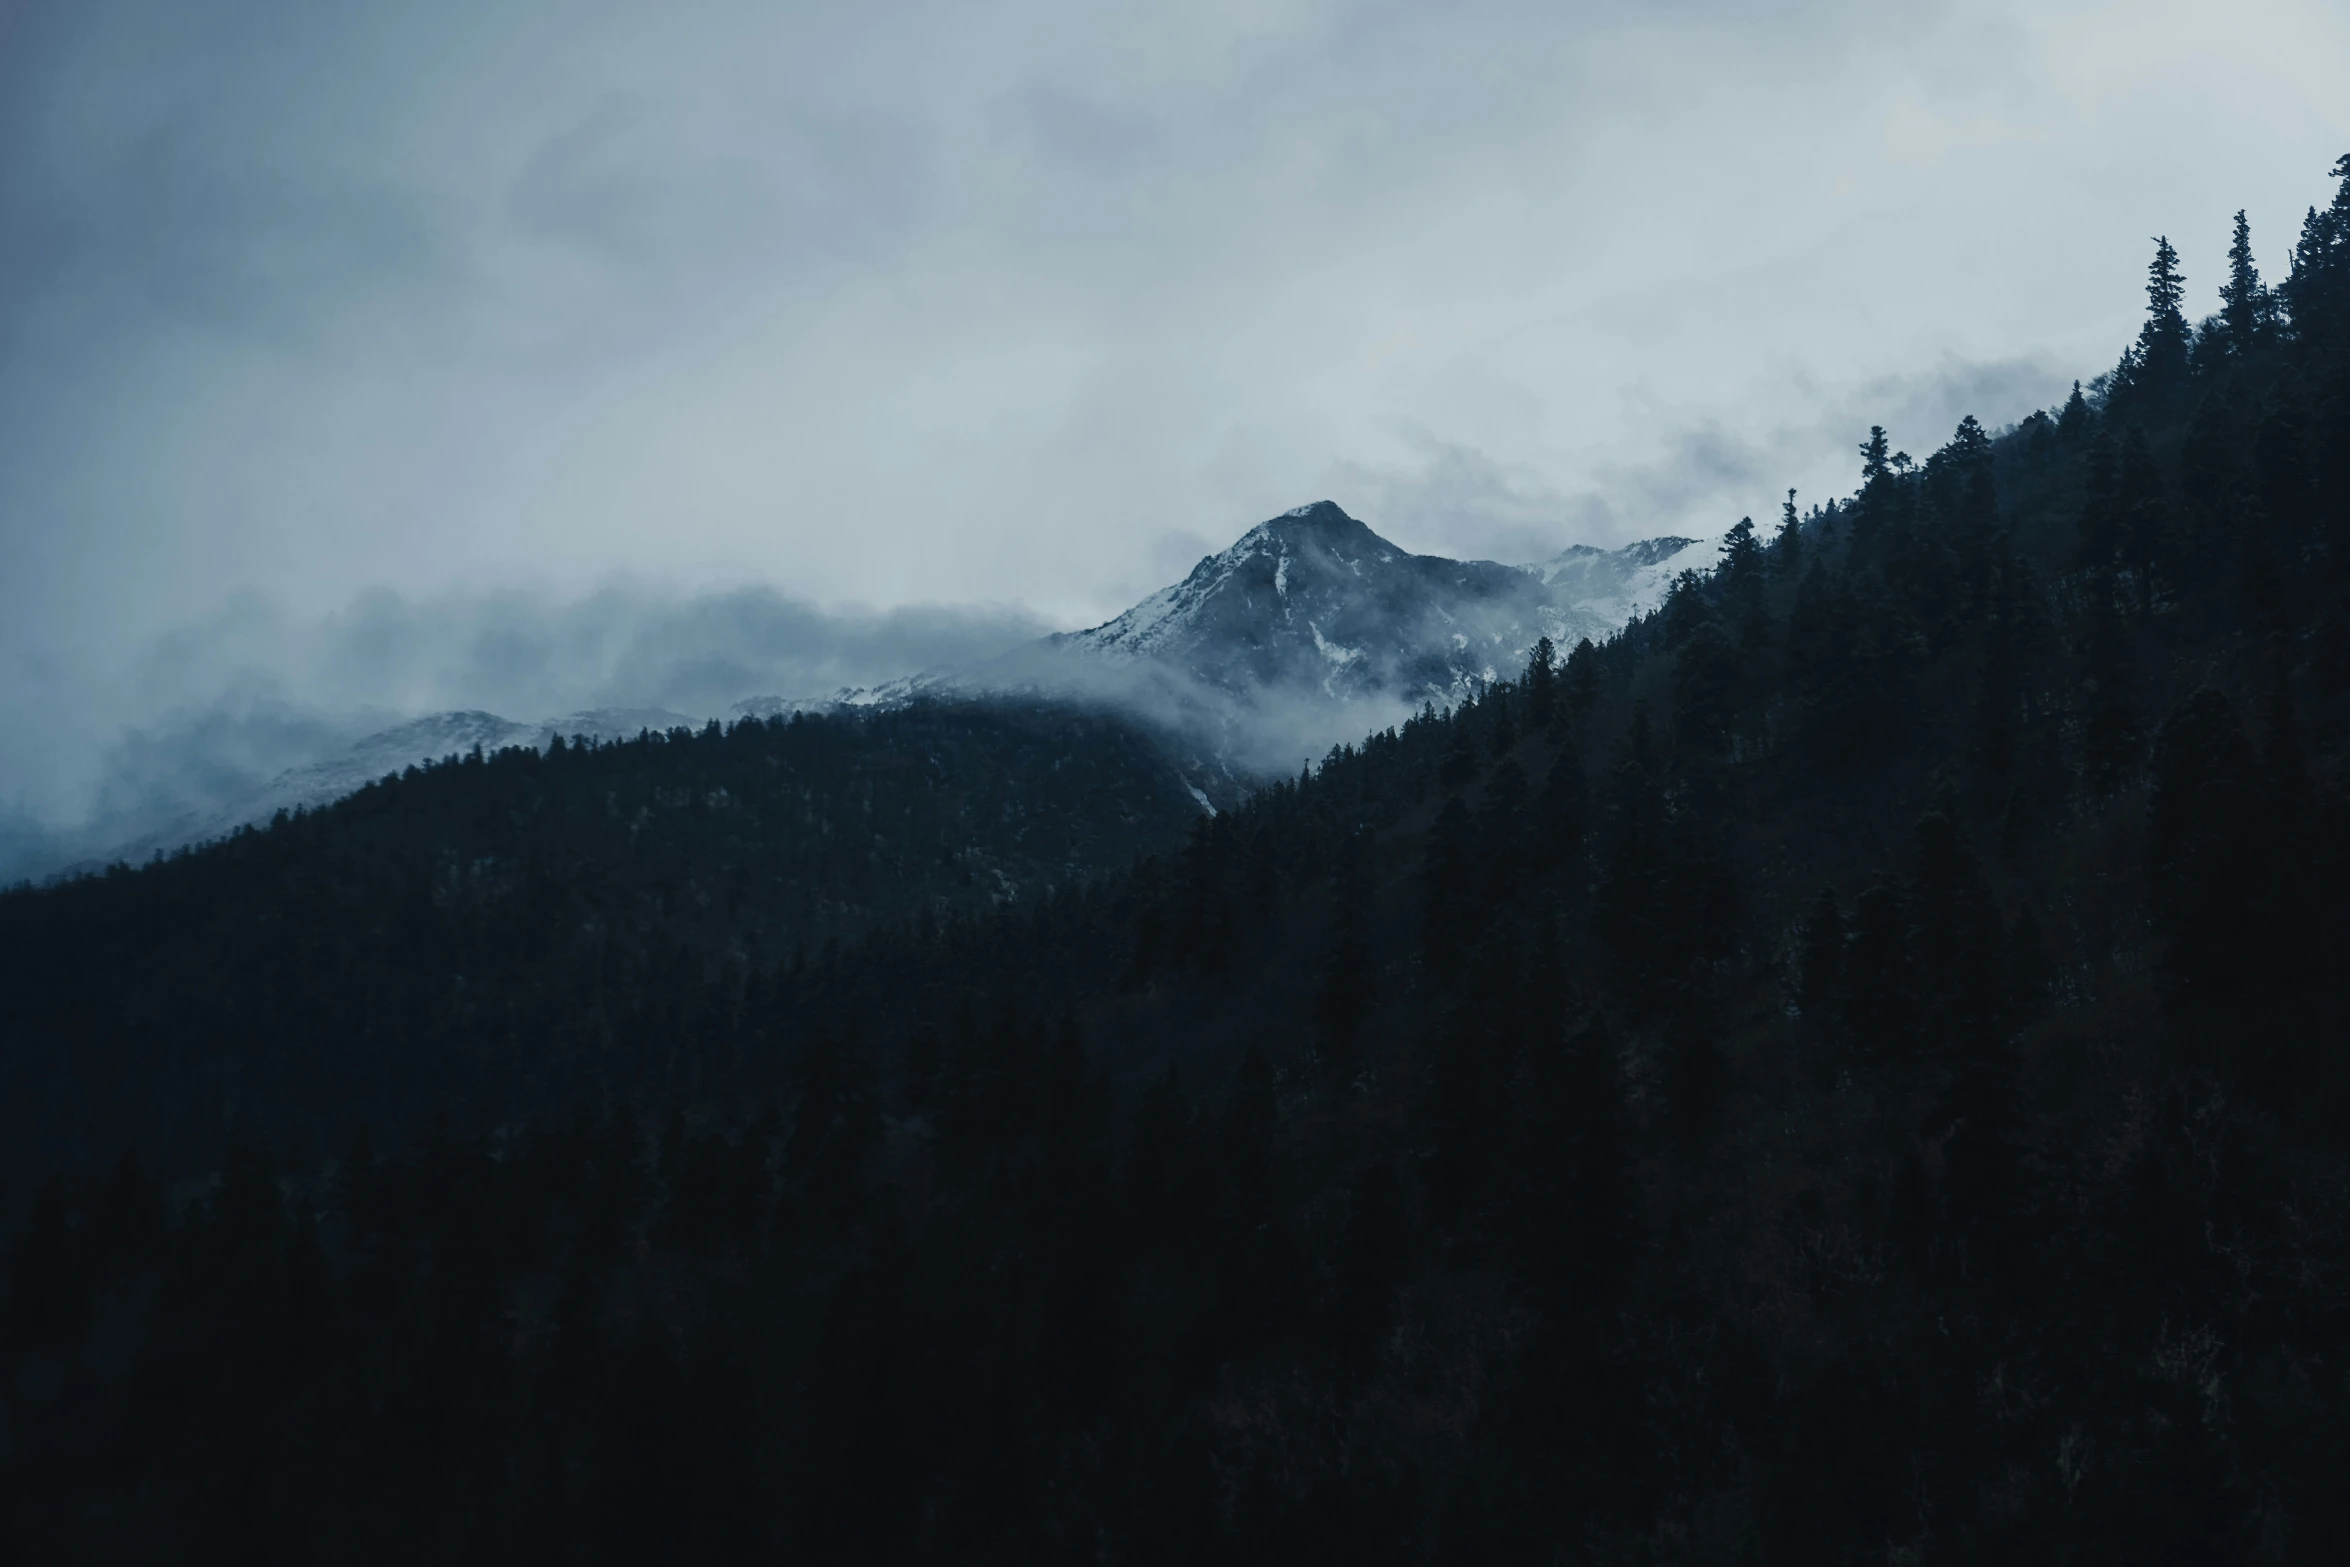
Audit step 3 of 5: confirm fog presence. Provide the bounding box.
[4,0,2345,840]
[0,587,1046,880]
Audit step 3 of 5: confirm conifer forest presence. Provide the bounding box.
[6,157,2350,1563]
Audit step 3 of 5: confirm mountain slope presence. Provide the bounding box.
[21,708,702,884]
[0,697,1205,1179]
[1061,500,1596,702]
[1522,533,1712,624]
[933,500,1706,775]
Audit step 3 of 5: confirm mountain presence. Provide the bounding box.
[0,695,1206,1181]
[20,707,701,883]
[848,501,1714,778]
[1060,500,1624,701]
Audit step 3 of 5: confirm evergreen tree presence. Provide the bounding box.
[1773,488,1803,575]
[2059,379,2093,440]
[1860,425,1892,482]
[1525,635,1558,727]
[2135,235,2191,396]
[1562,637,1601,719]
[1721,515,1769,648]
[2221,208,2269,353]
[2280,154,2350,341]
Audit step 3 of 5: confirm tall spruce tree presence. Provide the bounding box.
[2136,235,2191,395]
[2222,209,2268,354]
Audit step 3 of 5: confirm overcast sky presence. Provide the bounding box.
[3,0,2347,826]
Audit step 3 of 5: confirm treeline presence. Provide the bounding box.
[6,155,2350,1562]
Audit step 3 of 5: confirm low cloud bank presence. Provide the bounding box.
[2,584,1051,883]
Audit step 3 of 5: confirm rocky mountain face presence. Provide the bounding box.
[1064,501,1707,701]
[1063,501,1584,704]
[935,501,1712,779]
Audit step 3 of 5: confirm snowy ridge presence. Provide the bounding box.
[1520,535,1713,626]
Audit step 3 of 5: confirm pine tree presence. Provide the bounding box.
[1525,635,1557,727]
[1722,514,1762,579]
[2059,379,2093,440]
[1774,489,1804,576]
[1943,414,2000,620]
[1562,636,1601,718]
[1722,515,1769,647]
[2280,154,2350,340]
[1488,682,1519,758]
[1860,425,1891,483]
[2136,235,2191,394]
[2221,209,2268,353]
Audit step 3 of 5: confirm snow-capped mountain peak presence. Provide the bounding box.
[1519,534,1713,625]
[1056,501,1582,709]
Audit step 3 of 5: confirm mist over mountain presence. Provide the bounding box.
[0,587,1053,884]
[6,512,1711,883]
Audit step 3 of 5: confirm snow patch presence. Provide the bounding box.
[1309,622,1362,668]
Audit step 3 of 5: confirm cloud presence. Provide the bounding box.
[1332,352,2076,561]
[0,583,1049,880]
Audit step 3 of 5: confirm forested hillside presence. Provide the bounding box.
[0,699,1204,1182]
[6,155,2350,1563]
